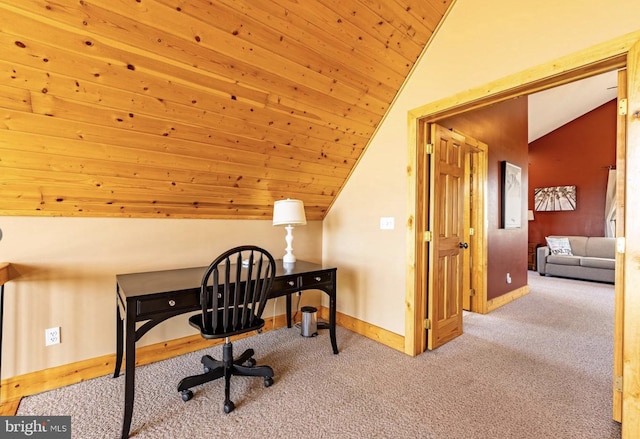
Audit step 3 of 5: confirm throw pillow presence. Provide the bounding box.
[546,237,573,256]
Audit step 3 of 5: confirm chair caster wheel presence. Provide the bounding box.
[224,401,235,413]
[203,366,211,373]
[244,358,256,367]
[264,377,274,387]
[181,390,193,402]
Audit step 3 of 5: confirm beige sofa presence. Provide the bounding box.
[537,235,615,283]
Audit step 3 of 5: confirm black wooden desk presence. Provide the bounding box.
[113,260,337,439]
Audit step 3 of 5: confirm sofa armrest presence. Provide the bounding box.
[537,246,550,275]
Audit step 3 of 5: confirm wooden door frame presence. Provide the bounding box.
[405,31,640,436]
[463,137,488,315]
[613,68,627,423]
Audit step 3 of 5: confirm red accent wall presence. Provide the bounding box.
[528,100,617,246]
[440,97,528,300]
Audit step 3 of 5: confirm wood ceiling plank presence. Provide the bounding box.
[0,181,334,208]
[0,42,378,140]
[0,31,375,142]
[0,1,388,116]
[212,0,412,80]
[317,0,428,54]
[23,0,388,111]
[19,88,363,166]
[0,83,31,112]
[267,0,417,71]
[0,77,364,164]
[0,199,292,220]
[0,194,329,219]
[1,108,360,168]
[157,0,402,104]
[19,92,359,176]
[393,0,453,33]
[0,130,351,184]
[0,150,342,197]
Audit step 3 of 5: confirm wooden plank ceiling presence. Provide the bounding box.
[0,0,452,220]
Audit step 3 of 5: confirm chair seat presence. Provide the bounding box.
[188,310,265,339]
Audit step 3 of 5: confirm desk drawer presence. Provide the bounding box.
[301,271,333,287]
[137,291,199,317]
[271,277,299,294]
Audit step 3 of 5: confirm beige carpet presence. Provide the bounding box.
[18,272,621,438]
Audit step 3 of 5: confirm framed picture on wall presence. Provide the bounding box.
[534,185,577,211]
[502,161,522,229]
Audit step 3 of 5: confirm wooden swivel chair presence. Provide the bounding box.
[177,246,276,413]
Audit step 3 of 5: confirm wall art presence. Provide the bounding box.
[534,185,577,211]
[502,161,522,228]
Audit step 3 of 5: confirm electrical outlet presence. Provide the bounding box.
[46,327,61,346]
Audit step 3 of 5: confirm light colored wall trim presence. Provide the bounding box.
[486,285,530,313]
[622,38,640,438]
[0,310,404,415]
[0,313,288,414]
[407,30,639,122]
[319,307,404,352]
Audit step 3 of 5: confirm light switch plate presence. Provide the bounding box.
[380,217,395,230]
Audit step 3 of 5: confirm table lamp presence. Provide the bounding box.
[272,199,307,263]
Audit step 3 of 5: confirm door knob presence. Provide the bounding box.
[459,242,469,249]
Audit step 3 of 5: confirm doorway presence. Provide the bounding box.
[405,43,640,437]
[413,123,487,352]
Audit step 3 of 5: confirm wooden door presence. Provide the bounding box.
[426,123,467,350]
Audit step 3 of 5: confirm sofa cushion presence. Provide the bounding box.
[547,255,581,266]
[585,237,615,259]
[568,237,589,256]
[581,257,615,270]
[546,237,573,256]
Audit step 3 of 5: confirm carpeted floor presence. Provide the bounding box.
[17,272,621,438]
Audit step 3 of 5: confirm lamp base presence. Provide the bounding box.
[283,261,295,274]
[282,225,297,264]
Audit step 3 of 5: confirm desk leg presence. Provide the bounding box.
[114,288,124,378]
[121,305,137,439]
[329,291,338,354]
[286,293,292,328]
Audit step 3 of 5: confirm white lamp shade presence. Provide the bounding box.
[273,199,307,226]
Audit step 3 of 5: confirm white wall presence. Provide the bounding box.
[323,0,640,335]
[0,217,322,378]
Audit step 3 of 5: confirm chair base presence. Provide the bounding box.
[177,341,274,413]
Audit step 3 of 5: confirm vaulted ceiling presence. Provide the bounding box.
[0,0,452,220]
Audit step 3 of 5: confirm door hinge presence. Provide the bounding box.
[425,143,434,154]
[619,98,628,116]
[469,288,476,297]
[615,376,623,392]
[423,319,431,330]
[424,231,432,242]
